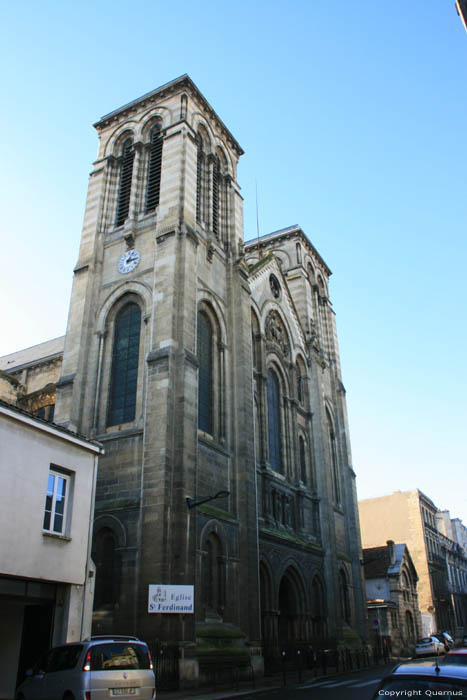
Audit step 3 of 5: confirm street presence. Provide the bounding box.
[229,665,394,700]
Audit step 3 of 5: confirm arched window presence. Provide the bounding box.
[402,571,411,602]
[92,528,119,609]
[212,155,220,237]
[405,610,415,642]
[296,242,301,264]
[296,358,306,405]
[340,569,351,623]
[326,409,341,504]
[197,311,213,434]
[196,133,206,224]
[115,137,134,226]
[107,303,141,426]
[299,435,307,483]
[267,369,282,472]
[145,124,163,213]
[203,533,225,614]
[311,576,326,639]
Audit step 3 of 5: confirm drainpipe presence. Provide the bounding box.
[80,451,100,639]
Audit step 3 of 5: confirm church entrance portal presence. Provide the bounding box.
[278,572,300,646]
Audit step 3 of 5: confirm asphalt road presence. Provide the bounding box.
[233,665,395,700]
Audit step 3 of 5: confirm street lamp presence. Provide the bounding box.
[186,490,230,509]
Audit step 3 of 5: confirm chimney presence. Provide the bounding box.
[387,540,396,566]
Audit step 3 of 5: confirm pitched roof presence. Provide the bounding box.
[363,546,390,578]
[363,543,408,579]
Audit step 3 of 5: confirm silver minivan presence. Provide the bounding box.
[16,636,156,700]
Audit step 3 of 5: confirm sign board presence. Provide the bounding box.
[148,585,194,613]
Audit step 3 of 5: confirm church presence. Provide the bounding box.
[2,75,367,680]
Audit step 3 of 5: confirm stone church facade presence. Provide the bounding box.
[22,75,364,673]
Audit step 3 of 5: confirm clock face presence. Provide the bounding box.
[118,249,140,274]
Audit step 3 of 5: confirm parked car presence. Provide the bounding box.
[16,636,155,700]
[414,636,446,657]
[443,649,467,665]
[372,660,467,698]
[436,631,455,650]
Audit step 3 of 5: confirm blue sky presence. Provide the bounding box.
[1,1,466,523]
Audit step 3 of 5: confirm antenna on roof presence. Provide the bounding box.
[256,179,262,259]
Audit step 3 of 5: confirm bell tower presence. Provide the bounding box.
[56,76,261,660]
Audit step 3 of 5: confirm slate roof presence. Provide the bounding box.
[363,543,407,579]
[363,546,390,578]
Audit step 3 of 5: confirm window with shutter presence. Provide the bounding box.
[115,138,134,226]
[145,126,163,213]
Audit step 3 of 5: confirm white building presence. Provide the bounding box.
[0,400,102,700]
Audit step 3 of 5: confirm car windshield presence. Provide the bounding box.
[90,643,150,671]
[417,638,435,644]
[380,677,467,697]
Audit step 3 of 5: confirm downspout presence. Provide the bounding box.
[80,450,100,639]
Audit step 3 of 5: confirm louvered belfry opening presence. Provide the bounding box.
[196,134,204,223]
[212,156,220,237]
[145,125,163,213]
[115,138,135,226]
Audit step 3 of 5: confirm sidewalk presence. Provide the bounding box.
[157,662,396,700]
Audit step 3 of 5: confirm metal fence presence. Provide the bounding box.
[148,642,180,690]
[148,638,392,692]
[262,641,388,683]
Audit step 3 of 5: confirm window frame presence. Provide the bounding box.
[107,301,142,428]
[196,303,225,441]
[43,467,71,536]
[267,368,283,473]
[115,137,135,227]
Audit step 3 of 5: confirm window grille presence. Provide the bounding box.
[107,303,141,426]
[267,369,282,472]
[115,138,134,226]
[197,312,213,433]
[145,126,163,213]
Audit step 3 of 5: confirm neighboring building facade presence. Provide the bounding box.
[0,401,102,699]
[1,75,366,683]
[363,541,421,656]
[0,336,65,422]
[359,490,467,638]
[456,0,467,33]
[436,512,467,634]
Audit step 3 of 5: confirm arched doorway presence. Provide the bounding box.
[278,570,301,646]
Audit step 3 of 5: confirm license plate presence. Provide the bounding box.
[111,689,136,696]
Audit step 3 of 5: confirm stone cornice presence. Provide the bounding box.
[93,75,244,158]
